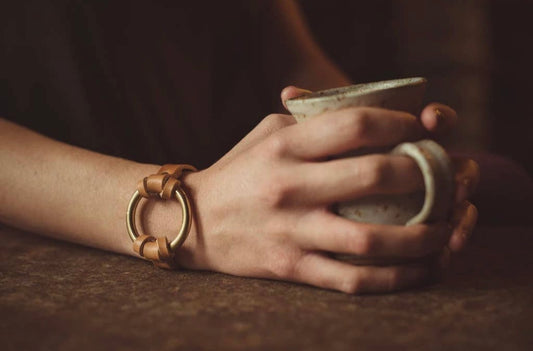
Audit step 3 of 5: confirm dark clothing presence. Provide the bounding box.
[1,1,274,168]
[2,1,532,226]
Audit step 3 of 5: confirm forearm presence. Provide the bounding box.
[261,0,351,103]
[0,118,176,256]
[280,0,351,90]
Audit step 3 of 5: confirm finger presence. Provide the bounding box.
[448,201,478,253]
[281,86,312,110]
[420,103,458,136]
[276,107,424,159]
[291,211,452,259]
[452,157,480,203]
[292,154,424,204]
[292,253,430,294]
[216,114,296,166]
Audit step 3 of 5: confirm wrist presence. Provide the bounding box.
[172,170,203,268]
[126,164,201,268]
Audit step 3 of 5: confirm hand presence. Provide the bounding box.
[175,86,479,294]
[281,86,480,254]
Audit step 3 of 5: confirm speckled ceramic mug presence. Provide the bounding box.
[285,78,455,229]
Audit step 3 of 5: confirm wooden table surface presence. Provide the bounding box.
[1,224,532,351]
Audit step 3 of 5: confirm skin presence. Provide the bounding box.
[0,1,479,294]
[174,90,478,293]
[0,94,478,294]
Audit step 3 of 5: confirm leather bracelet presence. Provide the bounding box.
[126,164,197,269]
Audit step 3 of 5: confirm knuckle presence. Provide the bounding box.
[261,113,295,130]
[353,110,373,137]
[257,172,294,208]
[397,113,418,137]
[329,109,370,141]
[266,250,298,278]
[346,109,371,139]
[351,227,376,255]
[264,132,290,158]
[341,274,363,294]
[361,156,390,190]
[386,269,402,291]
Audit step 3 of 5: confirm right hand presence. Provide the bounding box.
[174,88,477,294]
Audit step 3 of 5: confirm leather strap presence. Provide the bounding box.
[137,164,196,199]
[130,164,197,269]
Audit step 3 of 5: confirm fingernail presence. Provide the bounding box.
[463,205,478,234]
[434,108,445,123]
[459,223,475,243]
[448,233,464,252]
[460,229,469,240]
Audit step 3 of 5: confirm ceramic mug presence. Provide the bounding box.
[285,78,455,228]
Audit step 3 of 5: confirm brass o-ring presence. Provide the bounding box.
[126,187,192,251]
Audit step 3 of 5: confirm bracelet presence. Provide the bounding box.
[126,164,197,269]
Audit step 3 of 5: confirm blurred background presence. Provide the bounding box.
[300,0,532,174]
[1,1,530,175]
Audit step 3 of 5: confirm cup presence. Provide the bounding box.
[285,78,454,228]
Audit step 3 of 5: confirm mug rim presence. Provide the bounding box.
[285,77,427,106]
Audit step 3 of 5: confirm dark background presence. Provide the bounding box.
[301,0,533,175]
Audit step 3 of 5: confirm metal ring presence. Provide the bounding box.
[126,187,193,251]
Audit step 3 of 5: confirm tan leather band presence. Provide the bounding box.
[126,164,197,269]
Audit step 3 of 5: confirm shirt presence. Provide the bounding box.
[1,0,275,168]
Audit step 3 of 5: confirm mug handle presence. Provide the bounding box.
[333,139,455,266]
[391,139,454,225]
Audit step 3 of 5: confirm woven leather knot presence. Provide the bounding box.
[128,164,198,269]
[137,164,197,199]
[133,235,175,268]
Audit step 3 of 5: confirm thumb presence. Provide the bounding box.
[419,103,458,137]
[281,86,312,110]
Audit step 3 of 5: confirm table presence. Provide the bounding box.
[1,225,532,350]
